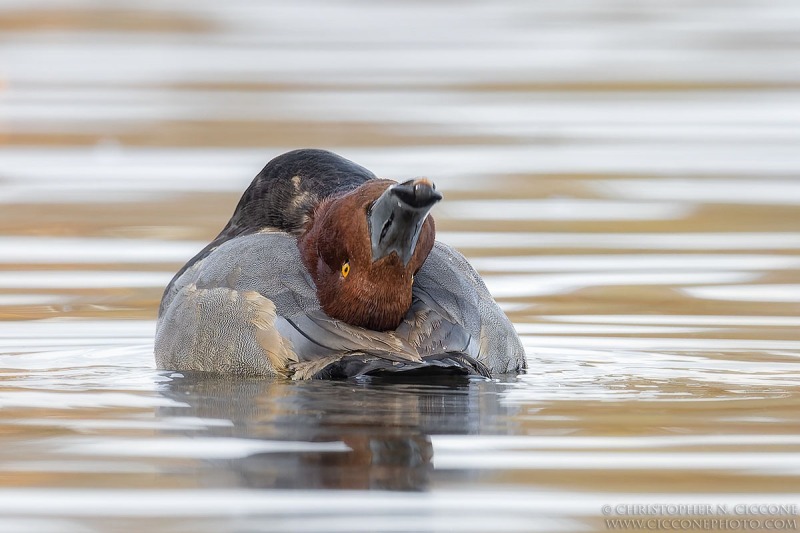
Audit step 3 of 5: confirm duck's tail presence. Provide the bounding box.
[292,352,491,380]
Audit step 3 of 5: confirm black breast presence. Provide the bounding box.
[228,149,377,236]
[160,149,376,315]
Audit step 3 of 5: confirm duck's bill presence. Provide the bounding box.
[368,178,442,265]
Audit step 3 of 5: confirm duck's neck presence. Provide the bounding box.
[297,198,415,331]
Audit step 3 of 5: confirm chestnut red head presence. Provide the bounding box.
[298,178,441,331]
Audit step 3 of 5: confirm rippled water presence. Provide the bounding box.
[1,1,800,532]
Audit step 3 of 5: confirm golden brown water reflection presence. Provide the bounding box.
[1,1,800,532]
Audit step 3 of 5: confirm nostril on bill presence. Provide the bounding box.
[379,211,394,243]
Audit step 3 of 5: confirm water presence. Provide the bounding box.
[1,1,800,532]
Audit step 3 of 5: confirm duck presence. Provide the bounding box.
[155,149,526,379]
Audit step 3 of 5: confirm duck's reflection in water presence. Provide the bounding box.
[156,373,514,491]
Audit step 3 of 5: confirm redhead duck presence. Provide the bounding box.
[155,149,526,379]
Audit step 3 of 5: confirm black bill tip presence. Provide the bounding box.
[392,178,443,209]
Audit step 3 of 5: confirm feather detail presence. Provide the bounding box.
[242,291,299,377]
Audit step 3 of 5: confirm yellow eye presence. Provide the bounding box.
[341,261,350,278]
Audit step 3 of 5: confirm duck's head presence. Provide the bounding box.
[299,178,442,331]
